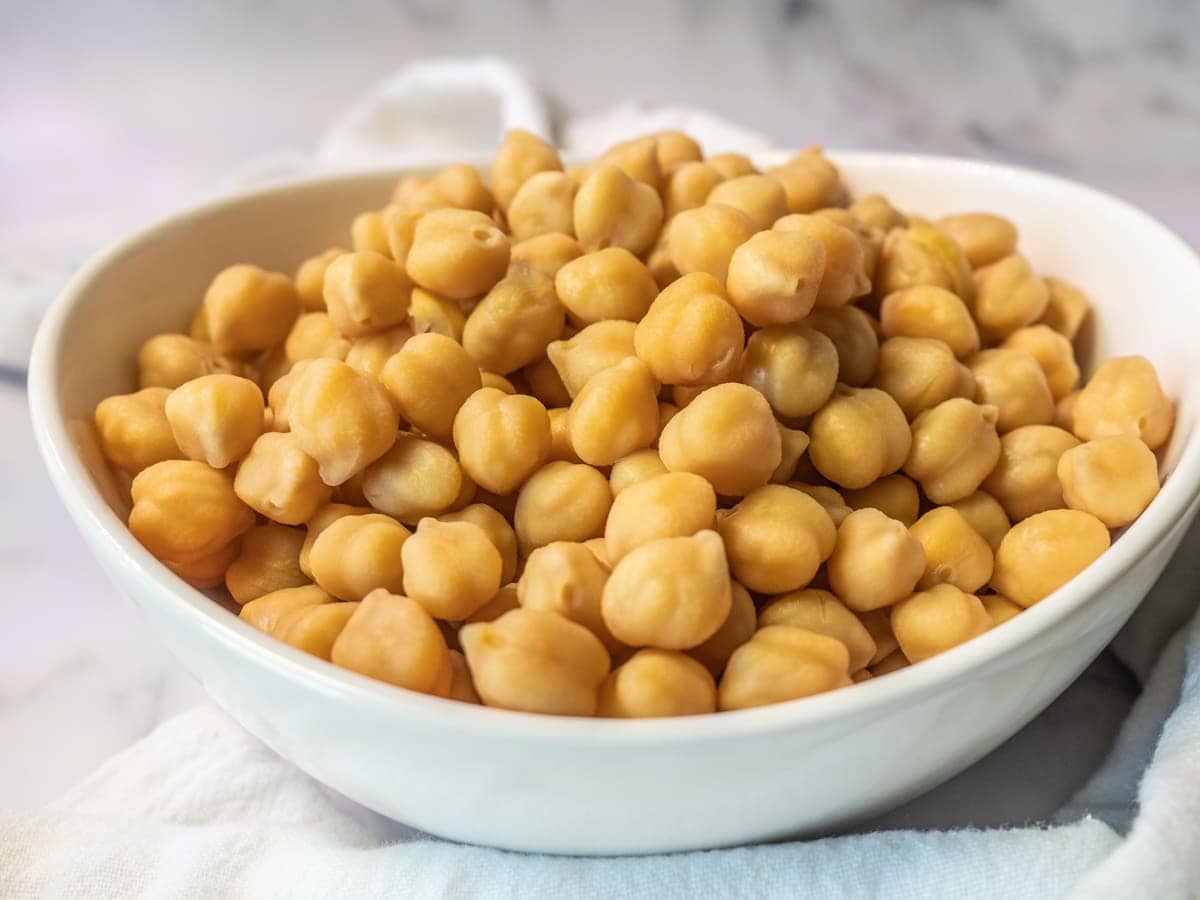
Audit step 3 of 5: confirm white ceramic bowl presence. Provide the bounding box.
[29,153,1200,855]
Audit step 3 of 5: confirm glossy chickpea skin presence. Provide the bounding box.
[405,209,510,300]
[634,274,745,387]
[668,204,758,283]
[739,325,839,421]
[224,523,307,605]
[331,589,451,696]
[402,518,502,620]
[771,424,810,484]
[934,213,1018,268]
[322,251,412,338]
[879,285,980,361]
[689,582,757,676]
[506,171,578,241]
[137,334,240,389]
[891,584,992,663]
[605,471,717,562]
[808,386,910,490]
[843,474,921,527]
[308,513,409,601]
[706,174,787,230]
[598,650,716,718]
[240,584,332,633]
[1058,435,1161,528]
[970,254,1050,343]
[910,507,993,593]
[1072,356,1174,450]
[982,594,1023,627]
[609,449,669,496]
[490,129,563,213]
[590,136,662,188]
[759,589,877,673]
[876,225,975,302]
[379,332,481,441]
[555,248,657,325]
[567,357,660,466]
[804,306,880,387]
[718,626,851,711]
[718,486,837,594]
[298,502,370,577]
[873,337,973,420]
[573,164,663,255]
[165,374,264,469]
[725,230,826,327]
[201,264,300,355]
[361,435,463,523]
[517,541,619,652]
[827,508,926,612]
[1001,325,1079,400]
[95,387,182,474]
[440,503,519,586]
[514,462,613,553]
[774,214,870,309]
[295,247,345,310]
[905,398,1001,504]
[234,431,332,525]
[453,388,551,495]
[462,263,565,375]
[274,601,360,660]
[983,425,1080,521]
[969,348,1055,433]
[547,320,637,398]
[949,490,1011,552]
[1040,276,1092,341]
[129,460,255,563]
[991,509,1110,607]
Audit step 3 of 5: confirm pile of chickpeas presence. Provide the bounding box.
[90,131,1174,718]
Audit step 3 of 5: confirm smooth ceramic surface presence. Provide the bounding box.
[28,153,1200,854]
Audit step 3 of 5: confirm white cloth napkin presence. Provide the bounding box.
[5,58,1200,898]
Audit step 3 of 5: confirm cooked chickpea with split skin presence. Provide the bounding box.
[94,130,1173,716]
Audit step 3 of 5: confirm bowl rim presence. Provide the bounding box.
[28,150,1200,744]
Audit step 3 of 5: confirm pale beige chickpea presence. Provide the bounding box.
[555,248,658,325]
[283,312,352,363]
[342,325,414,381]
[808,386,910,490]
[718,626,851,711]
[129,460,255,563]
[668,203,758,283]
[573,164,664,255]
[827,508,925,612]
[1054,390,1080,433]
[689,581,757,676]
[295,247,346,310]
[1072,356,1174,450]
[879,285,980,361]
[707,174,788,229]
[602,530,731,650]
[224,523,307,605]
[981,594,1023,627]
[905,398,1002,504]
[1058,435,1161,528]
[858,607,900,665]
[287,358,399,486]
[843,474,921,527]
[725,230,826,327]
[909,506,994,593]
[772,147,846,210]
[655,130,704,171]
[609,449,669,496]
[934,213,1018,268]
[380,206,422,267]
[659,383,782,496]
[95,387,183,475]
[1040,276,1091,341]
[510,232,582,279]
[452,387,551,495]
[331,589,451,695]
[876,225,974,302]
[804,306,880,387]
[163,539,242,589]
[405,208,510,300]
[401,518,502,621]
[460,608,610,716]
[591,135,662,188]
[234,431,332,525]
[165,374,264,469]
[1000,325,1079,400]
[379,332,481,441]
[514,462,613,554]
[440,503,519,586]
[969,348,1055,433]
[350,210,391,256]
[506,171,578,242]
[264,352,308,432]
[483,370,522,393]
[546,320,636,399]
[739,325,839,421]
[202,264,300,355]
[408,287,467,343]
[983,425,1080,521]
[991,508,1110,607]
[773,214,870,309]
[708,152,757,180]
[137,334,241,389]
[790,483,853,527]
[890,584,991,663]
[421,163,495,214]
[298,502,370,577]
[462,263,565,374]
[598,649,716,718]
[524,357,572,409]
[517,541,620,652]
[447,650,481,704]
[308,512,409,602]
[770,424,811,484]
[849,193,908,232]
[948,490,1011,552]
[813,208,884,284]
[633,273,745,387]
[663,161,725,218]
[873,336,974,420]
[361,434,463,523]
[274,601,360,660]
[970,254,1050,343]
[718,485,836,594]
[605,471,717,562]
[490,129,563,213]
[546,407,582,463]
[567,357,660,466]
[758,589,877,673]
[240,584,333,633]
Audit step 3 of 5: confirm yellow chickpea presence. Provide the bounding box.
[948,490,1011,552]
[447,650,480,703]
[522,357,570,409]
[234,431,332,524]
[879,285,981,360]
[991,509,1110,606]
[849,193,909,232]
[567,357,660,466]
[655,130,703,171]
[1000,325,1079,400]
[517,541,620,652]
[407,287,467,343]
[681,580,753,675]
[165,374,264,469]
[1072,356,1174,450]
[95,387,183,475]
[342,325,414,382]
[421,163,495,214]
[1040,276,1092,341]
[591,136,662,188]
[202,264,300,355]
[970,254,1050,343]
[440,503,519,586]
[739,325,839,421]
[322,250,412,338]
[377,206,421,268]
[329,588,451,695]
[969,348,1055,433]
[462,263,565,374]
[274,601,360,660]
[808,386,910,490]
[401,518,502,621]
[350,210,391,256]
[545,407,581,463]
[129,460,255,563]
[1054,390,1080,433]
[909,506,994,593]
[858,607,900,665]
[164,540,241,589]
[769,147,846,211]
[773,214,870,309]
[547,320,637,398]
[905,398,1001,504]
[283,312,352,364]
[514,462,613,553]
[872,337,974,421]
[1058,435,1161,528]
[298,502,370,577]
[758,589,877,673]
[843,474,921,527]
[405,209,510,300]
[360,435,463,523]
[555,248,658,325]
[598,649,716,718]
[718,626,851,711]
[663,161,725,218]
[460,608,610,716]
[137,334,241,389]
[633,273,745,386]
[717,485,836,594]
[827,508,925,612]
[506,171,578,242]
[378,332,481,441]
[240,584,333,634]
[295,247,345,310]
[725,230,826,327]
[659,383,782,496]
[308,512,409,602]
[876,225,975,302]
[224,523,307,605]
[804,306,881,387]
[983,425,1080,521]
[890,584,991,663]
[608,449,669,496]
[453,388,551,495]
[981,594,1023,627]
[509,232,582,279]
[934,213,1018,268]
[707,174,788,229]
[490,129,563,212]
[770,424,810,484]
[573,164,663,255]
[708,153,757,180]
[668,203,758,283]
[790,483,853,527]
[605,471,717,562]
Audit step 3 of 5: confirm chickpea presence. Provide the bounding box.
[725,230,825,327]
[808,386,910,490]
[283,312,352,364]
[909,506,993,593]
[668,204,758,283]
[981,594,1022,627]
[609,449,669,496]
[506,171,577,242]
[224,523,307,605]
[460,608,610,716]
[447,651,481,704]
[479,371,516,394]
[890,584,991,663]
[773,214,870,309]
[574,164,663,255]
[790,483,853,527]
[592,136,662,189]
[234,431,332,525]
[462,263,565,374]
[547,320,637,398]
[770,147,846,211]
[934,213,1018,268]
[360,435,463,523]
[1040,276,1091,341]
[970,254,1050,343]
[849,193,908,232]
[453,388,551,494]
[1072,356,1174,450]
[770,424,810,484]
[739,325,838,421]
[663,161,725,218]
[1058,435,1161,528]
[514,462,612,554]
[287,359,399,486]
[598,649,716,718]
[524,357,572,409]
[759,589,876,673]
[1054,390,1080,433]
[439,503,519,586]
[872,336,973,421]
[405,209,510,300]
[421,163,495,214]
[408,288,466,343]
[707,175,788,229]
[857,607,899,665]
[717,485,836,594]
[659,383,782,496]
[877,225,974,302]
[95,387,183,474]
[999,325,1079,401]
[605,471,717,562]
[275,600,362,659]
[991,509,1110,607]
[164,541,241,589]
[689,581,756,675]
[655,131,703,171]
[518,541,620,652]
[948,490,1011,552]
[129,460,255,562]
[804,306,880,387]
[308,513,409,602]
[633,273,745,386]
[871,649,910,676]
[546,407,582,463]
[240,584,333,633]
[329,588,451,695]
[466,583,521,626]
[202,264,300,355]
[351,211,391,256]
[718,626,851,711]
[602,530,731,650]
[967,348,1055,434]
[905,398,1001,504]
[827,508,925,612]
[381,207,422,267]
[879,285,980,362]
[295,247,345,310]
[137,334,240,389]
[165,374,264,469]
[400,518,502,621]
[843,474,921,527]
[982,425,1079,522]
[510,232,582,279]
[378,333,480,441]
[555,248,657,325]
[708,153,757,180]
[490,129,563,213]
[343,325,414,381]
[567,357,660,466]
[298,502,370,577]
